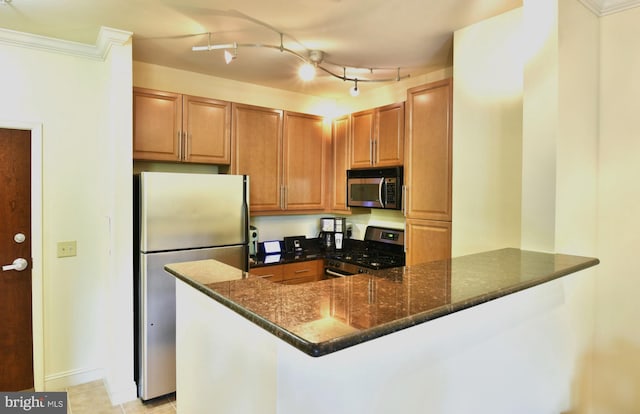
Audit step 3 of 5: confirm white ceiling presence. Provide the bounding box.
[0,0,637,98]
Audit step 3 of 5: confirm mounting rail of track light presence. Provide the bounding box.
[192,28,411,96]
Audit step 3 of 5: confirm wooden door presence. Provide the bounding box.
[350,109,375,168]
[183,95,231,164]
[405,219,451,266]
[283,112,327,211]
[375,102,404,167]
[405,79,453,221]
[0,128,33,391]
[331,116,350,212]
[232,104,283,212]
[133,88,182,161]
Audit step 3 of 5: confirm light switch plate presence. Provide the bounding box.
[57,241,77,258]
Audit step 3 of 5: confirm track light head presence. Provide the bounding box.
[298,62,316,81]
[350,79,360,97]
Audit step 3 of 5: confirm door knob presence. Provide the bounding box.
[2,258,29,272]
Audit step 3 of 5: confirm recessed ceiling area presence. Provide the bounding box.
[0,0,637,98]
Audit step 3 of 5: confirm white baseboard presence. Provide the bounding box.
[44,368,138,405]
[44,367,104,391]
[104,377,138,405]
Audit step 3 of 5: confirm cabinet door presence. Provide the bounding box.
[133,88,181,161]
[375,102,404,167]
[183,95,231,164]
[405,219,452,266]
[350,109,375,168]
[283,112,328,211]
[331,116,350,212]
[405,79,453,221]
[232,104,283,212]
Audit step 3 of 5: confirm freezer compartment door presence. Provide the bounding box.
[137,245,247,400]
[139,172,249,252]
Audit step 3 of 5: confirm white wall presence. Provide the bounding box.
[0,27,135,401]
[592,6,640,412]
[453,1,602,411]
[452,9,524,256]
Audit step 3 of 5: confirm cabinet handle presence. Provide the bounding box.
[402,184,407,216]
[280,185,285,210]
[370,138,374,165]
[177,131,182,160]
[294,269,310,274]
[184,131,190,161]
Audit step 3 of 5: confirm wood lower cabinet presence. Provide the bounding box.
[405,219,452,266]
[133,87,231,164]
[232,103,284,212]
[281,260,324,285]
[248,264,284,283]
[350,102,404,168]
[249,260,324,285]
[331,116,350,212]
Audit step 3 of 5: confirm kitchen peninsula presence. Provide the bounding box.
[165,249,598,413]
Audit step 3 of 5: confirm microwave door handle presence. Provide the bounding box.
[379,179,385,208]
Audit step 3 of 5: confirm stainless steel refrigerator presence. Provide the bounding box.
[133,172,249,401]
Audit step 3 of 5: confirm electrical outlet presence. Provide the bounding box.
[57,241,77,258]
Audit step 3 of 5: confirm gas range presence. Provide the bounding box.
[325,226,405,277]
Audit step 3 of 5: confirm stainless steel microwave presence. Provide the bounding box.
[347,166,403,209]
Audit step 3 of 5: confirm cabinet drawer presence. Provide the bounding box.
[281,275,319,285]
[248,265,284,283]
[283,260,322,281]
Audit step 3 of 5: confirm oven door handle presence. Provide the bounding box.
[325,269,351,278]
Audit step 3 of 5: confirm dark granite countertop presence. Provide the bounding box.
[165,248,599,357]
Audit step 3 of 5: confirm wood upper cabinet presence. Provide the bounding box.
[350,102,404,168]
[133,87,231,164]
[182,95,231,164]
[405,79,452,221]
[331,116,350,212]
[350,109,375,168]
[376,103,405,166]
[283,111,329,211]
[232,106,328,214]
[133,88,181,161]
[231,103,283,212]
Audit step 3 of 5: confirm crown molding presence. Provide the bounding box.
[0,26,131,60]
[578,0,640,16]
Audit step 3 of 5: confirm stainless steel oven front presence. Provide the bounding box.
[324,259,369,278]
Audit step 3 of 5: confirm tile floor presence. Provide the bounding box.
[65,380,176,414]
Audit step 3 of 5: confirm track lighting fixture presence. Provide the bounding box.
[350,79,360,97]
[224,44,237,64]
[298,62,316,81]
[191,14,411,97]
